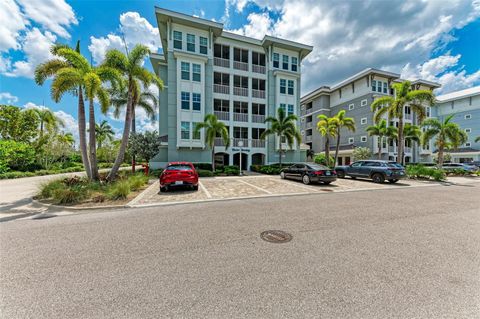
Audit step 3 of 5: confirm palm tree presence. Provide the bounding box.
[371,80,435,165]
[57,132,75,147]
[475,136,480,143]
[366,119,397,159]
[332,110,355,166]
[317,114,337,167]
[92,120,114,148]
[261,107,301,168]
[193,114,229,171]
[35,41,92,179]
[422,115,468,167]
[402,123,422,153]
[32,108,65,139]
[101,45,163,181]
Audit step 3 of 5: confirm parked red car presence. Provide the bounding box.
[160,162,199,192]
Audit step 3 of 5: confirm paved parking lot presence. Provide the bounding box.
[130,175,442,207]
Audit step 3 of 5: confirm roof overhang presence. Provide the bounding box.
[301,86,331,104]
[331,68,400,91]
[262,35,313,60]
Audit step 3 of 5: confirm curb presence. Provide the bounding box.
[31,198,127,211]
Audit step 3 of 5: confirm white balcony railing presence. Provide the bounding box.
[233,87,248,97]
[252,64,266,74]
[233,112,248,122]
[306,122,312,129]
[214,84,229,95]
[214,137,227,147]
[404,113,412,120]
[252,89,265,99]
[214,111,229,121]
[233,61,248,71]
[214,57,229,68]
[252,114,265,123]
[233,138,249,147]
[251,139,265,148]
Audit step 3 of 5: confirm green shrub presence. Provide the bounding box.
[38,179,64,199]
[223,165,240,176]
[406,165,446,181]
[107,181,131,200]
[198,169,214,177]
[314,153,335,167]
[0,140,36,171]
[128,174,149,191]
[52,186,87,204]
[194,163,213,171]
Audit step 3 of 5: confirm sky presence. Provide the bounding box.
[0,0,479,142]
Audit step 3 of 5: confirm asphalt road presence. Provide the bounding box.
[1,182,479,318]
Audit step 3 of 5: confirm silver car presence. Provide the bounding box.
[441,163,478,172]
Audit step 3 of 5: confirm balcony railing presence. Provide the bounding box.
[233,112,248,122]
[233,87,248,97]
[306,122,312,129]
[233,138,249,147]
[214,111,230,121]
[252,64,266,74]
[251,139,265,148]
[214,137,227,147]
[233,61,248,71]
[214,84,229,95]
[252,89,266,99]
[214,57,229,68]
[404,113,412,120]
[252,114,265,123]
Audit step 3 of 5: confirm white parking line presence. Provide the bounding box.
[198,180,212,198]
[276,178,322,192]
[236,179,272,194]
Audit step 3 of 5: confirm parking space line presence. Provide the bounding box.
[237,179,272,194]
[198,180,212,198]
[276,178,322,192]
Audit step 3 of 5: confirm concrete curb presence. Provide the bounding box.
[31,198,127,211]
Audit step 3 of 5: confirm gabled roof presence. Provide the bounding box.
[436,86,480,102]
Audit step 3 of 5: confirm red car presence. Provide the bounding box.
[160,162,199,192]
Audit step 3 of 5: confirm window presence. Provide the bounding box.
[252,103,266,115]
[252,78,265,91]
[383,82,388,93]
[280,79,286,94]
[181,92,190,110]
[173,31,182,49]
[377,82,382,93]
[361,117,367,125]
[234,101,248,114]
[351,161,362,167]
[273,53,279,68]
[361,99,367,106]
[287,80,294,95]
[372,80,376,91]
[465,114,472,119]
[279,103,286,113]
[426,106,431,117]
[349,103,354,110]
[233,75,248,88]
[348,137,354,144]
[199,37,207,54]
[282,55,289,70]
[361,136,367,142]
[233,126,248,138]
[181,121,190,139]
[192,64,201,82]
[252,127,265,139]
[214,72,229,86]
[451,101,454,109]
[192,93,201,111]
[181,62,190,80]
[214,99,229,112]
[214,44,230,59]
[187,34,195,52]
[465,128,471,133]
[291,57,298,72]
[234,48,248,63]
[252,52,266,66]
[287,104,294,115]
[466,142,471,147]
[192,122,201,140]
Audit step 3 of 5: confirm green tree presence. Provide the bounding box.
[475,136,480,143]
[101,45,163,181]
[332,110,355,166]
[421,115,468,167]
[316,114,337,167]
[402,123,422,152]
[0,105,39,142]
[261,107,301,168]
[194,114,229,171]
[0,140,36,172]
[366,119,397,159]
[353,147,372,161]
[31,108,64,140]
[128,131,161,163]
[371,80,435,165]
[92,120,115,148]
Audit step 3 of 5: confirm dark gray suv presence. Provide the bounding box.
[335,160,406,183]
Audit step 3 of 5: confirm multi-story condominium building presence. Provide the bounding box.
[432,86,480,163]
[149,7,312,170]
[300,68,441,165]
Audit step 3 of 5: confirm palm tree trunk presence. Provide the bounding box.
[325,136,330,167]
[212,147,215,172]
[107,81,134,181]
[131,106,136,173]
[334,131,340,166]
[88,98,99,180]
[78,87,92,180]
[278,136,282,169]
[397,116,404,165]
[378,136,382,160]
[438,145,444,168]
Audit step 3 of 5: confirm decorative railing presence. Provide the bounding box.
[213,84,229,95]
[233,138,249,147]
[233,87,248,97]
[252,89,265,99]
[214,111,229,121]
[233,112,248,122]
[252,114,265,123]
[233,61,248,71]
[214,138,227,146]
[214,57,229,68]
[252,64,266,74]
[251,139,265,148]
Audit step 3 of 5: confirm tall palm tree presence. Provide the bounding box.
[101,45,163,181]
[317,114,337,167]
[194,114,229,171]
[402,123,422,153]
[366,119,397,159]
[371,80,435,165]
[92,120,115,148]
[422,114,468,167]
[35,41,92,179]
[32,108,65,139]
[261,107,301,168]
[332,110,355,166]
[57,132,75,147]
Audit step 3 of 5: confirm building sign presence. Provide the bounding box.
[232,148,250,152]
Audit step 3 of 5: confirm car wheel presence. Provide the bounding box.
[388,179,398,183]
[372,173,385,183]
[337,171,345,178]
[280,171,286,179]
[302,174,311,185]
[193,185,199,191]
[160,186,167,192]
[323,181,332,185]
[351,176,356,180]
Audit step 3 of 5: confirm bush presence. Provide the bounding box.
[194,163,213,171]
[128,174,149,191]
[223,165,239,176]
[198,169,214,177]
[38,179,64,199]
[352,147,372,161]
[0,140,36,172]
[406,165,446,181]
[107,181,131,200]
[52,186,87,204]
[314,153,335,166]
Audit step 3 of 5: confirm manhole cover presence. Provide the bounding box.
[260,230,292,243]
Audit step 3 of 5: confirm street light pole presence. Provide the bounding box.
[238,140,244,176]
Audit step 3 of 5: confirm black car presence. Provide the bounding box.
[280,163,337,185]
[335,160,406,183]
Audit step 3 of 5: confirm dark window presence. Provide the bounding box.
[280,79,286,94]
[233,101,248,113]
[214,44,230,59]
[234,126,248,138]
[187,34,195,52]
[214,99,230,112]
[252,52,266,66]
[252,103,265,115]
[287,80,294,95]
[234,48,248,63]
[273,53,279,68]
[214,72,229,85]
[234,75,248,88]
[252,78,265,91]
[200,37,207,54]
[282,55,289,70]
[173,31,182,50]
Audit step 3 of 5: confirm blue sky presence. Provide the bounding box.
[1,0,479,141]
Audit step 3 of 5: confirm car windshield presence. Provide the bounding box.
[166,165,192,171]
[387,162,403,168]
[307,164,329,170]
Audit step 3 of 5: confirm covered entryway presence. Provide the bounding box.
[215,152,229,167]
[251,153,265,165]
[233,152,248,171]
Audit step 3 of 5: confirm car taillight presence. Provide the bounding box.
[314,171,324,175]
[332,170,337,175]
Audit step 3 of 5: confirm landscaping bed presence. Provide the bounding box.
[0,163,130,179]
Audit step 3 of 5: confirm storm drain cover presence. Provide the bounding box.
[320,189,334,192]
[260,230,292,243]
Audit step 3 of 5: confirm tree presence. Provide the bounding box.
[402,123,422,151]
[0,105,39,142]
[0,140,36,172]
[316,114,337,167]
[475,136,480,143]
[306,149,315,160]
[353,147,372,161]
[332,110,355,166]
[32,108,64,140]
[194,114,229,171]
[371,80,435,165]
[366,119,397,159]
[128,131,161,164]
[92,120,114,148]
[261,107,301,168]
[422,114,468,167]
[101,45,163,181]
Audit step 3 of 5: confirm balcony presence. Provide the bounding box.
[214,111,230,121]
[233,87,248,97]
[252,64,266,74]
[306,122,312,129]
[214,137,227,147]
[404,113,412,120]
[252,89,265,99]
[251,139,265,148]
[233,112,248,122]
[214,57,229,68]
[233,61,248,71]
[233,138,249,147]
[252,114,265,123]
[214,84,229,95]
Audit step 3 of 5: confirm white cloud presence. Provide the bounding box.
[231,12,274,39]
[0,0,26,51]
[0,92,19,104]
[88,12,161,64]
